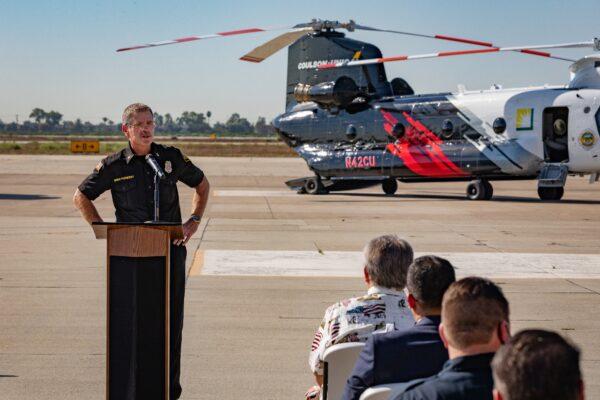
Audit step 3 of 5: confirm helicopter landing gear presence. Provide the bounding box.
[466,179,493,200]
[537,164,567,201]
[382,178,398,195]
[538,187,564,201]
[304,176,327,195]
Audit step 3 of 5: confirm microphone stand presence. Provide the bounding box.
[153,172,160,222]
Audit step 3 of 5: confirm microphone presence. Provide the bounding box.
[145,154,166,179]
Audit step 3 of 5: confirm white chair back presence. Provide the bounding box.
[321,342,365,400]
[359,381,424,400]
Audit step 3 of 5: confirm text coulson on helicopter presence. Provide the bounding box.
[118,19,600,201]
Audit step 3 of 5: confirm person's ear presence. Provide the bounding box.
[498,320,510,345]
[439,323,449,349]
[493,388,503,400]
[121,123,130,138]
[363,267,370,285]
[407,293,417,310]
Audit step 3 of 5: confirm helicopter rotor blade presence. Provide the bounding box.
[355,24,495,46]
[354,24,575,62]
[116,25,292,52]
[239,28,313,62]
[318,41,595,69]
[239,20,360,62]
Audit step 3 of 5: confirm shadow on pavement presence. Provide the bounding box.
[320,192,600,205]
[0,194,60,200]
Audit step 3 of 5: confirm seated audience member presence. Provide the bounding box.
[306,235,415,399]
[394,277,510,400]
[492,329,584,400]
[342,256,456,400]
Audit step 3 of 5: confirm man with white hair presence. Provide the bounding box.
[306,235,415,399]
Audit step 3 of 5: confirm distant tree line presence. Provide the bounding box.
[0,108,275,136]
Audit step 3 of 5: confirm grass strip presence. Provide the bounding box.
[0,141,298,157]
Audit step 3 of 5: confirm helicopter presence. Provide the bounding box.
[117,19,600,201]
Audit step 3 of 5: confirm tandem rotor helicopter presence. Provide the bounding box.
[118,19,600,201]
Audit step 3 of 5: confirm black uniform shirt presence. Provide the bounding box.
[78,143,204,223]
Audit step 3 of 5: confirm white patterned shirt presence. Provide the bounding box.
[309,285,414,375]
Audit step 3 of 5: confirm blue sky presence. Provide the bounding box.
[1,0,599,124]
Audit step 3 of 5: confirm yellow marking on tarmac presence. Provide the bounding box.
[70,140,100,153]
[189,250,204,276]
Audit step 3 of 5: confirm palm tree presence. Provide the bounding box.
[29,108,46,131]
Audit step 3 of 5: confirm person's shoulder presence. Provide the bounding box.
[154,142,182,155]
[396,375,449,400]
[324,299,347,316]
[98,149,125,169]
[371,323,424,350]
[373,325,413,342]
[355,292,383,302]
[404,367,485,398]
[324,293,363,317]
[154,143,192,161]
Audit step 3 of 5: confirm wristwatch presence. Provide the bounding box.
[190,214,201,223]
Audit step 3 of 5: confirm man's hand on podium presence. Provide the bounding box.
[174,217,200,246]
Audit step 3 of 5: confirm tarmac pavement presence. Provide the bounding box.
[0,155,599,399]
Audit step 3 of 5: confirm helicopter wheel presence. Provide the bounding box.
[304,176,325,195]
[382,178,398,195]
[482,180,493,200]
[466,179,492,200]
[538,187,564,201]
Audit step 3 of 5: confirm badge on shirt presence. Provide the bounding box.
[165,161,172,174]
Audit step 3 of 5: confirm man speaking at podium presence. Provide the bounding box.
[73,103,210,399]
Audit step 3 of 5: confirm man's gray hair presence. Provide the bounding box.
[122,103,153,125]
[364,235,413,290]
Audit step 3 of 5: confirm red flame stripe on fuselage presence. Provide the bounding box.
[401,112,466,176]
[380,110,467,178]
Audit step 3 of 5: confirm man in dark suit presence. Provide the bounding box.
[342,256,456,400]
[395,277,511,400]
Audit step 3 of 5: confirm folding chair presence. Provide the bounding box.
[321,342,365,400]
[359,382,414,400]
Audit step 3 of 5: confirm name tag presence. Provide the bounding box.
[113,175,134,183]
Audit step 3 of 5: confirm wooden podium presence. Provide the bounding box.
[93,222,183,400]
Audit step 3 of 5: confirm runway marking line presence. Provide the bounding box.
[189,250,204,277]
[196,250,600,279]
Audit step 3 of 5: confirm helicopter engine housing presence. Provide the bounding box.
[293,76,360,108]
